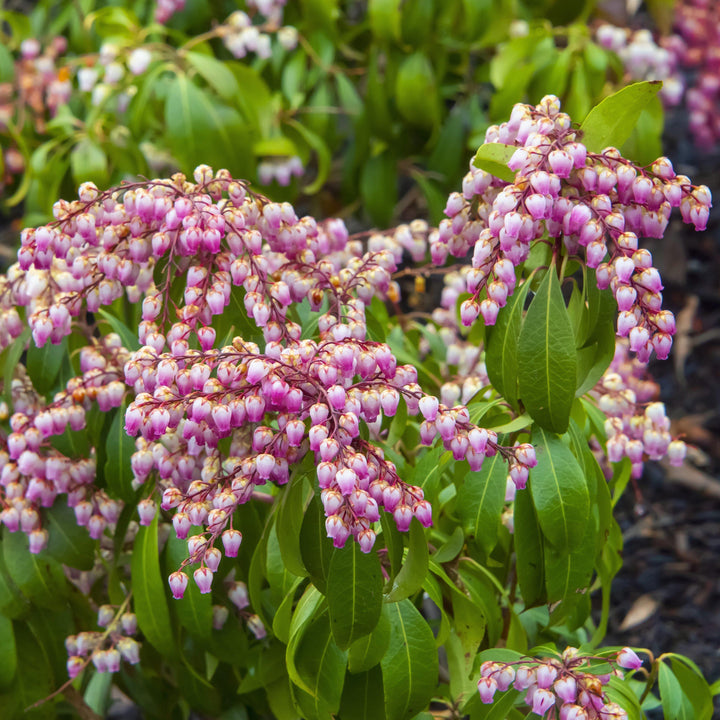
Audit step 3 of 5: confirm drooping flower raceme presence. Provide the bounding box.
[431,95,710,364]
[0,165,532,605]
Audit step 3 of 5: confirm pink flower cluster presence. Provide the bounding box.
[0,333,129,553]
[671,0,720,148]
[65,605,140,679]
[593,339,686,479]
[1,165,524,598]
[431,95,711,363]
[594,25,684,106]
[478,646,643,719]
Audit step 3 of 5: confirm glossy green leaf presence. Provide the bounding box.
[165,530,212,639]
[518,266,577,434]
[131,513,176,657]
[360,151,397,229]
[3,328,30,405]
[272,576,304,644]
[185,51,240,101]
[340,665,386,720]
[0,550,25,619]
[472,143,516,183]
[165,74,252,178]
[385,518,429,602]
[286,585,326,696]
[580,81,662,153]
[44,501,95,570]
[96,309,140,351]
[432,526,465,564]
[8,623,55,719]
[669,658,714,720]
[485,280,531,409]
[369,0,401,40]
[26,337,67,397]
[299,494,336,594]
[104,403,136,503]
[380,599,438,720]
[277,471,312,578]
[327,542,383,650]
[286,119,332,195]
[544,518,595,608]
[347,604,391,673]
[0,616,17,690]
[70,136,109,188]
[84,670,113,717]
[395,52,439,129]
[659,662,694,720]
[513,488,545,607]
[530,426,590,549]
[458,450,507,556]
[2,530,67,609]
[294,611,347,716]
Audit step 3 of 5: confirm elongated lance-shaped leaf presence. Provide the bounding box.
[530,426,590,549]
[340,665,386,720]
[294,611,347,717]
[458,450,507,556]
[518,266,577,434]
[131,513,176,658]
[347,605,391,673]
[385,518,429,602]
[104,402,137,503]
[381,599,438,720]
[580,81,662,153]
[327,542,383,650]
[485,280,532,409]
[513,488,546,607]
[472,142,516,182]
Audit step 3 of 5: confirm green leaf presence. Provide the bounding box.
[70,137,109,188]
[347,605,391,673]
[44,501,96,570]
[385,518,429,602]
[513,488,545,607]
[544,519,595,608]
[605,676,643,720]
[380,599,438,720]
[458,449,507,556]
[294,611,347,716]
[327,542,383,650]
[394,52,439,129]
[360,151,397,228]
[7,623,55,719]
[669,658,713,720]
[369,0,401,41]
[131,513,176,657]
[3,328,30,405]
[26,337,67,397]
[340,665,386,720]
[104,403,136,503]
[580,81,663,153]
[84,671,113,717]
[432,526,465,564]
[96,309,140,351]
[0,615,17,691]
[286,585,326,695]
[299,494,336,594]
[530,427,590,549]
[286,119,332,195]
[165,530,212,639]
[485,280,531,409]
[277,471,312,578]
[659,662,694,720]
[518,266,577,433]
[472,143,516,183]
[2,530,68,609]
[227,62,274,130]
[185,51,240,101]
[165,74,252,178]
